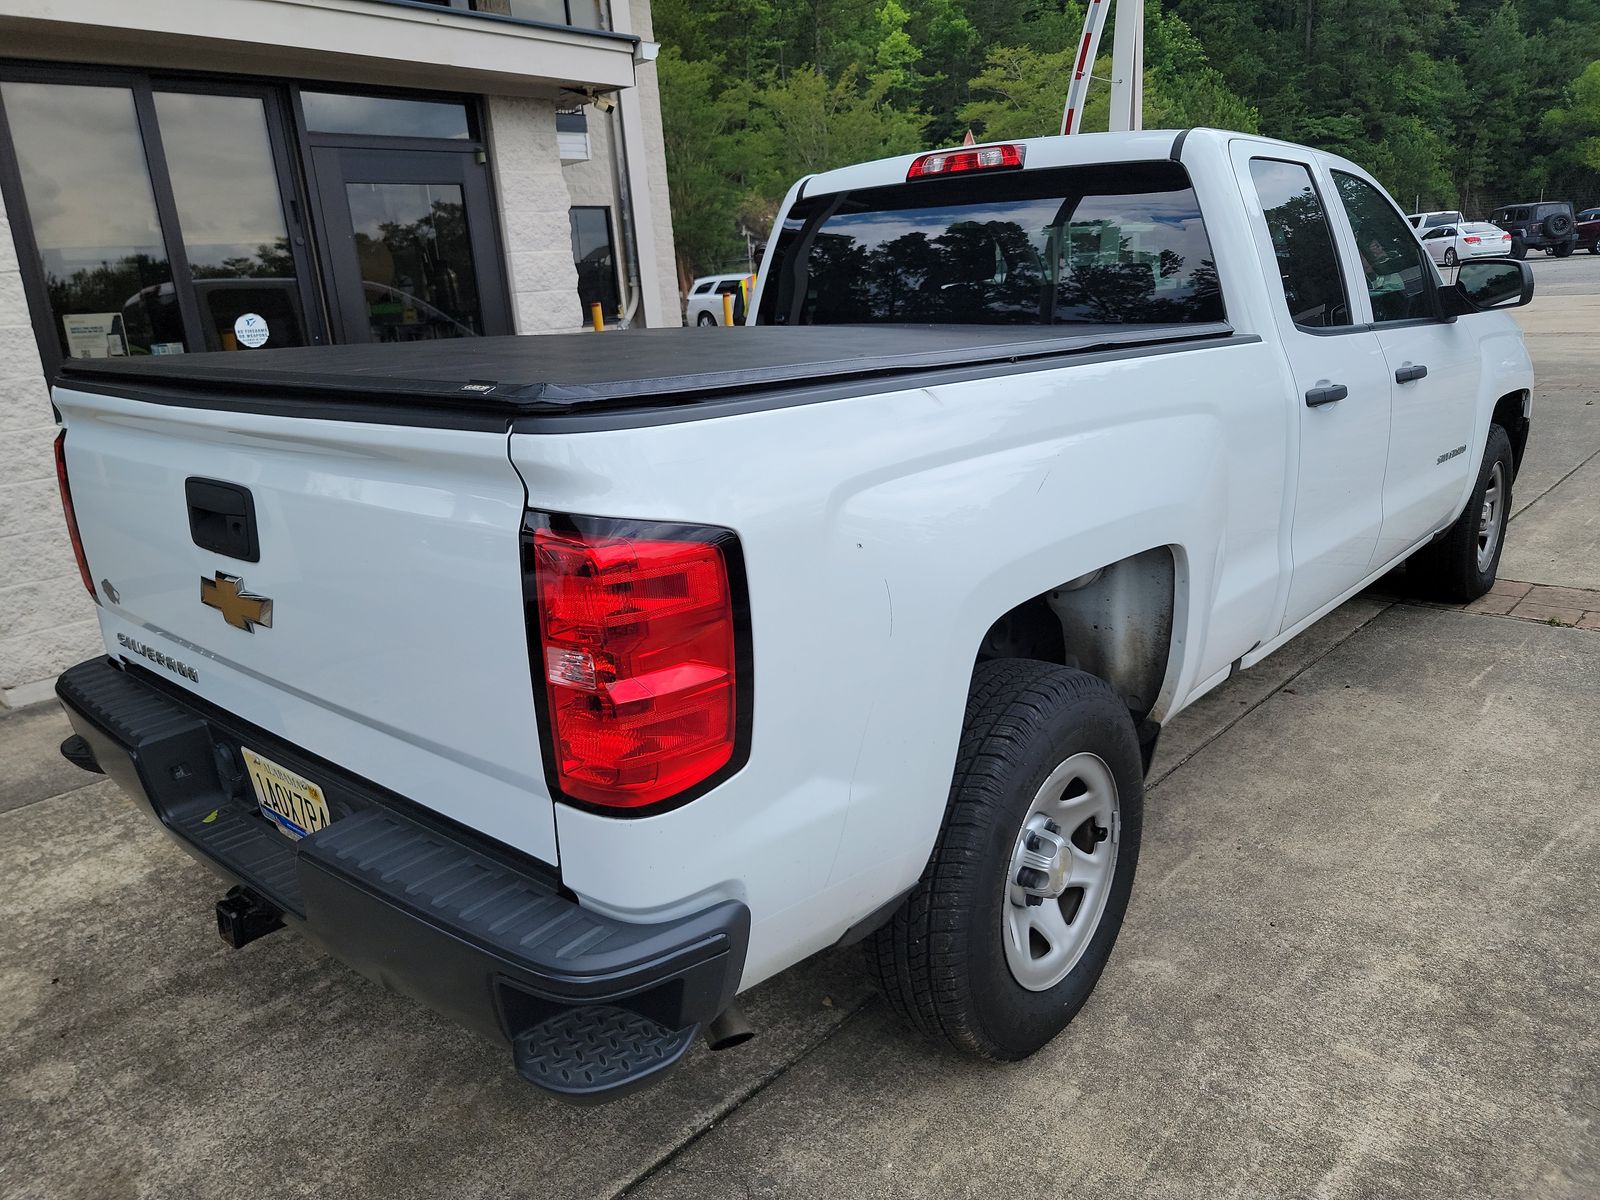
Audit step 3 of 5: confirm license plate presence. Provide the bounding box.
[241,747,332,840]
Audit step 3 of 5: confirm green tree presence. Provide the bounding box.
[657,48,749,287]
[1542,60,1600,179]
[744,66,928,191]
[958,10,1256,140]
[654,0,1600,277]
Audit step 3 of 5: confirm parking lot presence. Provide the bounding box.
[3,254,1598,1200]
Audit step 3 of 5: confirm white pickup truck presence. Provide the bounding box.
[52,129,1533,1103]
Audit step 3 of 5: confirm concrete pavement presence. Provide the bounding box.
[2,255,1597,1199]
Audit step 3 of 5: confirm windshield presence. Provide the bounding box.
[757,161,1223,327]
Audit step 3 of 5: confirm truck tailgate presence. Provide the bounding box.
[52,384,556,865]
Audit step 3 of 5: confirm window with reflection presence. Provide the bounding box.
[474,0,605,28]
[301,91,471,140]
[569,206,619,323]
[345,182,485,341]
[1248,158,1352,329]
[1,81,187,359]
[154,92,309,351]
[1333,171,1435,324]
[760,161,1223,327]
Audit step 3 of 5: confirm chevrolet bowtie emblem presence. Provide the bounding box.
[200,572,274,633]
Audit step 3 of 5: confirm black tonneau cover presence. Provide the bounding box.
[57,323,1233,420]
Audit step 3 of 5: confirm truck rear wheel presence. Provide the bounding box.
[1406,424,1514,603]
[868,660,1143,1060]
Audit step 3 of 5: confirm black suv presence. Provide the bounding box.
[1490,201,1579,258]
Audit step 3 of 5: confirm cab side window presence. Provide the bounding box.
[1248,158,1352,329]
[1332,172,1435,323]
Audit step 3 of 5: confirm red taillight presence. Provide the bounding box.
[907,143,1025,180]
[529,518,744,811]
[53,431,96,600]
[1465,236,1481,244]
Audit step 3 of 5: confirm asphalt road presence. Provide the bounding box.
[3,254,1597,1200]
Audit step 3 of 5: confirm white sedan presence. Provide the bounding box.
[1420,221,1513,267]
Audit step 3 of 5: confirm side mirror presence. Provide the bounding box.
[1439,258,1533,318]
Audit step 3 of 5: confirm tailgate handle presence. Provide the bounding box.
[186,478,260,562]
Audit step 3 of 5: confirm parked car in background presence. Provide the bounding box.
[1408,209,1464,231]
[686,273,751,325]
[1420,221,1514,267]
[1578,208,1600,254]
[1490,201,1579,258]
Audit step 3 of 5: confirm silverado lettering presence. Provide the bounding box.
[115,632,199,683]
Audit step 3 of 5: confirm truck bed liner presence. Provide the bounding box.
[56,322,1236,426]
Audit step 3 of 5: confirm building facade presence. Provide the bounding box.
[0,0,681,707]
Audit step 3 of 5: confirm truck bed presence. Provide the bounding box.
[55,322,1238,428]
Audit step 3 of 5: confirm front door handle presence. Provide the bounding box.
[1305,383,1348,408]
[1395,363,1429,383]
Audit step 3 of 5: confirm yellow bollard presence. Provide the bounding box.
[722,292,734,326]
[590,302,605,332]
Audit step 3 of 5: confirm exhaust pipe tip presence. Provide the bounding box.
[704,1004,755,1052]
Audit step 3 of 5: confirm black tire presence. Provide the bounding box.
[1444,248,1457,267]
[868,659,1143,1061]
[1589,243,1600,256]
[1510,239,1527,260]
[696,312,717,326]
[1407,424,1514,603]
[1553,241,1575,258]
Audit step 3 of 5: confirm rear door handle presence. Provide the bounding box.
[1395,363,1429,383]
[1305,383,1348,408]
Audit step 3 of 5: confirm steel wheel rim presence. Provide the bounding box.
[1002,752,1120,992]
[1477,459,1505,572]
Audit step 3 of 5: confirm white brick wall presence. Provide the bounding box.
[486,94,584,334]
[0,195,100,708]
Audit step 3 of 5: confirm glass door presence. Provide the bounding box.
[310,146,510,343]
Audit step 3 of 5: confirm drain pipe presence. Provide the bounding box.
[603,100,642,329]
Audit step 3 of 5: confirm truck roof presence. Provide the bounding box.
[800,129,1187,197]
[55,321,1235,427]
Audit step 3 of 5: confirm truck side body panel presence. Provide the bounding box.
[510,334,1290,987]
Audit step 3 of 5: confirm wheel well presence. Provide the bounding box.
[975,547,1176,723]
[1492,391,1530,478]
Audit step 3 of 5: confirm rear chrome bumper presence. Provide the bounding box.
[56,656,749,1103]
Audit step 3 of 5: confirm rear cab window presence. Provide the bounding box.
[758,160,1224,328]
[1246,158,1352,329]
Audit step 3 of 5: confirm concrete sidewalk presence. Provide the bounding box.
[3,256,1598,1199]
